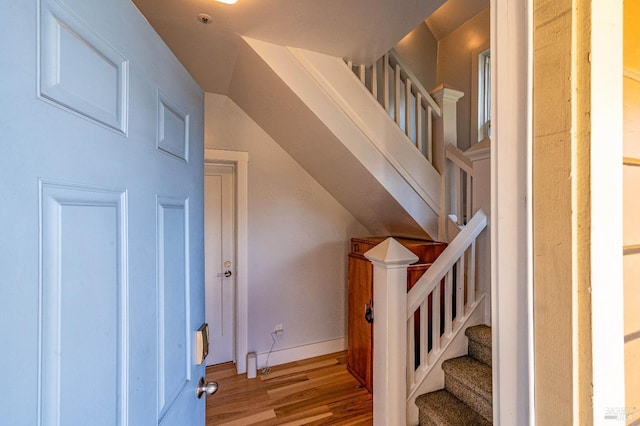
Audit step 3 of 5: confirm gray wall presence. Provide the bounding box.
[436,8,490,151]
[204,93,369,358]
[393,22,439,92]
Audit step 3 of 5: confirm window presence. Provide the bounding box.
[478,49,491,140]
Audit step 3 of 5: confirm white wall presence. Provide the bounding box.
[436,8,490,151]
[204,93,369,362]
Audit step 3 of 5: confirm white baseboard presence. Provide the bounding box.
[255,337,346,370]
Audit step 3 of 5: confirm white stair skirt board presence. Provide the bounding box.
[255,338,346,370]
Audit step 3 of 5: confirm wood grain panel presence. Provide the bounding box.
[347,254,373,392]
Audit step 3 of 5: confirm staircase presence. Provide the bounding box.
[229,33,491,424]
[416,325,492,425]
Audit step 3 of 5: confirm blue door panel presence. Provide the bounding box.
[40,183,126,426]
[158,199,190,421]
[0,0,205,424]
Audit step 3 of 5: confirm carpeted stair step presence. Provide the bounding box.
[442,356,492,422]
[415,390,491,426]
[465,324,492,367]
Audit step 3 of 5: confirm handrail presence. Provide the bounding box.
[407,210,487,314]
[446,144,473,175]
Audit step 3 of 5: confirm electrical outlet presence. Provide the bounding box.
[274,323,284,336]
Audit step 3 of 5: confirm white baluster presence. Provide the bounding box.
[456,167,463,225]
[371,61,378,99]
[432,284,441,355]
[405,78,412,139]
[444,271,453,336]
[467,241,476,312]
[416,93,423,154]
[427,105,433,163]
[358,64,365,84]
[466,173,473,224]
[383,54,389,112]
[394,63,401,126]
[407,316,415,389]
[420,299,428,368]
[456,254,465,324]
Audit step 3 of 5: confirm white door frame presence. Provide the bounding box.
[490,0,534,424]
[491,1,625,424]
[204,149,249,373]
[589,0,624,418]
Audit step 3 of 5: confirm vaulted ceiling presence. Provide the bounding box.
[128,0,489,236]
[131,0,449,94]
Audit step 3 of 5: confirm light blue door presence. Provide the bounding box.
[0,0,205,425]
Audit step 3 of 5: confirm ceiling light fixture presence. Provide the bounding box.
[216,0,237,4]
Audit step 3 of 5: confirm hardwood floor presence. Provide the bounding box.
[205,351,373,425]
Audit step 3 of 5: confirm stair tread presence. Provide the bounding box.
[416,390,491,426]
[443,356,492,397]
[465,325,491,348]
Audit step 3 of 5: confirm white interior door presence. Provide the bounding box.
[204,164,236,365]
[0,0,206,425]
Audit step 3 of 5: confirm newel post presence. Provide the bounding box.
[465,138,492,319]
[365,238,418,426]
[431,84,464,241]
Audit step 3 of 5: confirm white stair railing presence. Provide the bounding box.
[346,46,489,426]
[365,210,487,426]
[346,50,442,165]
[347,51,464,242]
[405,210,487,397]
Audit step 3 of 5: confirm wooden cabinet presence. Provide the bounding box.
[346,237,446,393]
[347,251,374,392]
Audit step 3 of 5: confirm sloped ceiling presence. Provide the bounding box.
[426,0,490,40]
[131,0,446,94]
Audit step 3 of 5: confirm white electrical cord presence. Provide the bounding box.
[261,331,278,375]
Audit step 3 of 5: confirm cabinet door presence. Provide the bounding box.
[347,254,373,392]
